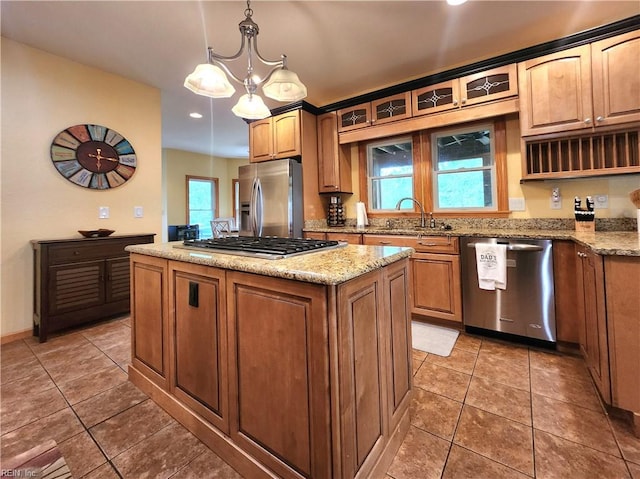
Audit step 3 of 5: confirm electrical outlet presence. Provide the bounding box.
[134,206,144,218]
[99,206,110,219]
[594,194,609,209]
[550,187,562,209]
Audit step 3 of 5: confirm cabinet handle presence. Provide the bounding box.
[417,242,438,246]
[378,241,392,245]
[596,116,604,122]
[461,98,467,105]
[584,118,592,124]
[453,99,458,106]
[73,251,80,255]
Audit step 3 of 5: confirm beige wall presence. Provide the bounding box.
[1,38,163,337]
[342,116,639,220]
[163,148,248,230]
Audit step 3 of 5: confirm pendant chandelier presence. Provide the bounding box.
[184,0,307,120]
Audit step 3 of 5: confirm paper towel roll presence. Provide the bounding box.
[356,202,368,227]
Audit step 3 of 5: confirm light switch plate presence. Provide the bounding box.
[594,194,609,209]
[99,206,110,219]
[134,206,144,218]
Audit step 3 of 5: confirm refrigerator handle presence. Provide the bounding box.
[255,178,263,236]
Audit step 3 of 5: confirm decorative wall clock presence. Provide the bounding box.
[50,124,136,189]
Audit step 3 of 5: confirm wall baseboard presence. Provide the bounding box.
[1,328,33,345]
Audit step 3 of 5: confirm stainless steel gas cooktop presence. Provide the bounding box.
[175,236,345,260]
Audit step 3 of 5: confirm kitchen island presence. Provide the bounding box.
[126,242,414,479]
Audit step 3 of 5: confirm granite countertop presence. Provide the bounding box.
[306,226,640,256]
[126,242,414,285]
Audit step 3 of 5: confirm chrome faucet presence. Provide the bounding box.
[395,197,426,228]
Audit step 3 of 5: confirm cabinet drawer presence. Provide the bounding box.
[326,232,362,244]
[363,234,459,254]
[47,236,151,264]
[49,241,127,264]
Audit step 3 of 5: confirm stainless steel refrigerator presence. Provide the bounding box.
[238,159,303,238]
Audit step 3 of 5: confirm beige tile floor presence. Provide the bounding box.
[1,316,639,478]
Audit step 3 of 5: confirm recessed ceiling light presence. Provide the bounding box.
[189,112,203,119]
[447,0,468,5]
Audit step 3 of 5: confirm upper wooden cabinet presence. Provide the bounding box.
[337,92,412,133]
[317,112,353,193]
[412,64,518,116]
[591,31,640,127]
[249,110,301,162]
[519,31,640,137]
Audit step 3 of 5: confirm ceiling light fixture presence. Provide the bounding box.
[184,0,307,120]
[446,0,468,5]
[189,112,203,119]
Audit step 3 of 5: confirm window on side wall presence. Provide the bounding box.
[432,124,497,211]
[186,175,219,238]
[365,136,415,211]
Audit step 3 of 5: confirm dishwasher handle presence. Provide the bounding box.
[466,242,543,252]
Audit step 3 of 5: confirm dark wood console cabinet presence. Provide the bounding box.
[32,233,154,342]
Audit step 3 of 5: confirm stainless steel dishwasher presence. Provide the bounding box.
[460,237,556,343]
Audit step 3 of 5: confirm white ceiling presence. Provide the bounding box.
[2,1,638,159]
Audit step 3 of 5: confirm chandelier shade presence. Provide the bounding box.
[184,63,236,98]
[183,0,307,119]
[231,94,271,120]
[262,68,307,102]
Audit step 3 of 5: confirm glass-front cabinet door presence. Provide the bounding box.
[412,64,517,116]
[337,103,371,132]
[371,92,412,125]
[412,79,461,116]
[460,64,518,108]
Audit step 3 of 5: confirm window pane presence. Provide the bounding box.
[432,125,495,211]
[367,137,414,210]
[188,178,216,238]
[189,180,213,209]
[435,130,491,171]
[436,170,494,209]
[369,140,413,177]
[371,177,414,210]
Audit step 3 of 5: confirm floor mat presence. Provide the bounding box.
[411,321,460,357]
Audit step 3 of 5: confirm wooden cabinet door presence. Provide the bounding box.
[552,241,580,344]
[412,79,460,116]
[105,256,130,303]
[460,64,518,108]
[337,269,388,478]
[272,110,301,159]
[317,112,353,193]
[518,45,593,136]
[337,102,371,132]
[576,246,610,403]
[604,256,640,418]
[317,112,339,192]
[411,253,462,322]
[49,260,105,314]
[227,272,331,479]
[591,30,640,127]
[383,259,412,432]
[131,254,169,388]
[371,92,412,125]
[171,262,228,433]
[249,117,273,162]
